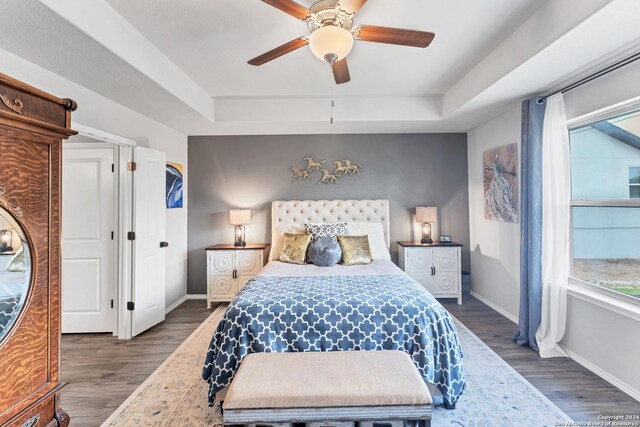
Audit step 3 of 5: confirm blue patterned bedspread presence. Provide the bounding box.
[202,274,465,406]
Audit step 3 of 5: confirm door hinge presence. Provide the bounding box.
[128,161,137,171]
[127,231,136,241]
[111,299,114,309]
[127,301,135,311]
[111,163,115,173]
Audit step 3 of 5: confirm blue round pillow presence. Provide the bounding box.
[307,236,342,267]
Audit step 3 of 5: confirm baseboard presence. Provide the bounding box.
[186,294,207,300]
[560,345,640,402]
[470,291,518,324]
[165,294,188,314]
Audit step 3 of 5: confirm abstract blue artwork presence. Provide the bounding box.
[166,162,183,209]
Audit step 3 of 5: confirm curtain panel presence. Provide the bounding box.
[536,93,570,358]
[514,96,546,351]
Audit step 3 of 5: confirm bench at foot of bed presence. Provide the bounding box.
[221,351,432,427]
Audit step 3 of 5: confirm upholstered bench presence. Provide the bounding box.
[222,350,432,427]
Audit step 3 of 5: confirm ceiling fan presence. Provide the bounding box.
[248,0,435,84]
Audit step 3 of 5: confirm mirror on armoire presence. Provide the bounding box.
[0,205,31,343]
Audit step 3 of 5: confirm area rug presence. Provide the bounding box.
[102,305,572,427]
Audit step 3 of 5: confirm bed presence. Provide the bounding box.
[202,200,465,407]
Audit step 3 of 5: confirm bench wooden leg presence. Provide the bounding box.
[444,401,456,410]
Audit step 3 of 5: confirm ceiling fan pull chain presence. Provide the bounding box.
[330,85,335,124]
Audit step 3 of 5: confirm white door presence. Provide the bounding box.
[132,146,167,336]
[61,146,116,333]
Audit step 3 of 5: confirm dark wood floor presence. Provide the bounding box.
[60,297,639,426]
[441,297,640,420]
[60,300,215,427]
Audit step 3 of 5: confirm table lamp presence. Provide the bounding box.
[416,207,437,244]
[0,229,12,252]
[229,209,251,247]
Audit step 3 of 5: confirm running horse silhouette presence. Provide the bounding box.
[332,161,350,176]
[290,167,310,181]
[303,156,325,171]
[343,159,362,175]
[318,169,338,184]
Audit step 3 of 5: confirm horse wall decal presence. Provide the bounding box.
[343,159,362,175]
[290,157,362,185]
[333,161,350,176]
[290,167,310,181]
[318,169,339,184]
[303,156,325,171]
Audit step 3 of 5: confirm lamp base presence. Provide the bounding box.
[234,225,246,247]
[421,238,433,244]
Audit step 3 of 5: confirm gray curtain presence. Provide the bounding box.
[513,96,546,351]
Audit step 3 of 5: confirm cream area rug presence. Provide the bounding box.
[101,305,226,427]
[103,304,571,427]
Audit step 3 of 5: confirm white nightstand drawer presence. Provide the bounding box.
[433,248,458,272]
[208,276,236,300]
[237,276,254,292]
[410,273,433,293]
[433,271,458,295]
[208,251,234,275]
[405,249,433,273]
[236,251,263,275]
[205,244,270,308]
[398,242,463,305]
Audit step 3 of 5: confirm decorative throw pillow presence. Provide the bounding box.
[269,223,307,261]
[337,235,373,266]
[305,223,348,240]
[307,236,342,267]
[348,221,390,260]
[279,233,312,265]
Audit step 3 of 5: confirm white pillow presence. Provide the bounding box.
[348,222,390,261]
[269,223,307,261]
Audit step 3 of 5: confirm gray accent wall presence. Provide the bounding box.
[187,134,470,294]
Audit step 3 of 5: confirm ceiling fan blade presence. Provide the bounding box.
[336,0,368,17]
[354,25,435,48]
[248,37,309,66]
[332,58,351,84]
[260,0,313,21]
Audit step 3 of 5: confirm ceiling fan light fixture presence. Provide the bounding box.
[309,25,354,63]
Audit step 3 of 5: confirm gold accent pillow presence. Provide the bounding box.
[337,235,373,266]
[279,233,312,265]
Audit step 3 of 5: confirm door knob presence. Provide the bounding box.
[160,241,169,248]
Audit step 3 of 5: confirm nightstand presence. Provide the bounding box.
[398,241,463,305]
[204,243,270,308]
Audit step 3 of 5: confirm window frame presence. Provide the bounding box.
[629,165,640,198]
[567,102,640,308]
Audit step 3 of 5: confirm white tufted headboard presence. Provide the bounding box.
[271,199,390,248]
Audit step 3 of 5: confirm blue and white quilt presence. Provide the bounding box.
[202,274,466,406]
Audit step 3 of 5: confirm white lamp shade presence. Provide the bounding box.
[229,209,251,225]
[416,207,437,223]
[309,26,354,62]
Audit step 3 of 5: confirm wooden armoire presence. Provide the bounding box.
[0,74,76,426]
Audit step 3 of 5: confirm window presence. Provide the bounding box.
[630,167,640,198]
[569,109,640,300]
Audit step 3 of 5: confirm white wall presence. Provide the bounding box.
[467,60,640,399]
[467,105,521,321]
[0,48,188,309]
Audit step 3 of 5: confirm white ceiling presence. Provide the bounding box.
[105,0,539,98]
[1,0,640,136]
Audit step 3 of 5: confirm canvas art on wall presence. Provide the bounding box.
[166,162,183,209]
[483,143,518,222]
